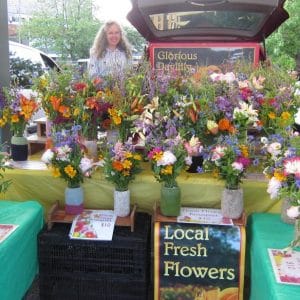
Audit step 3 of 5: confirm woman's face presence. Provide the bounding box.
[106,24,121,49]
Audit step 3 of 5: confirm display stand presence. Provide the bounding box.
[27,117,47,155]
[153,204,246,300]
[47,201,137,232]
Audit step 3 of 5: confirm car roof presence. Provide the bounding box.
[127,0,289,43]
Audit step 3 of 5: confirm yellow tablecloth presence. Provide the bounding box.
[0,157,281,218]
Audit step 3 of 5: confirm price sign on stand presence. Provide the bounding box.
[153,209,246,300]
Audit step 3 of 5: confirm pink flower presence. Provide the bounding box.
[232,162,244,172]
[283,157,300,178]
[236,156,251,168]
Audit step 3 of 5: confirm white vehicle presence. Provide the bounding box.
[9,41,59,71]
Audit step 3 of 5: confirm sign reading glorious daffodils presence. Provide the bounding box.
[149,43,257,72]
[154,222,245,300]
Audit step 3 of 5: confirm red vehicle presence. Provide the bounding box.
[127,0,289,70]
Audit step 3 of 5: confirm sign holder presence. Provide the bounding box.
[153,205,246,300]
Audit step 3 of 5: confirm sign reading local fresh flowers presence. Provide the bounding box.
[154,222,245,300]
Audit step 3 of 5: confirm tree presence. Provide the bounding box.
[266,0,300,70]
[19,0,101,61]
[124,26,146,53]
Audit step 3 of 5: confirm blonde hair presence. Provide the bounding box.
[90,20,132,59]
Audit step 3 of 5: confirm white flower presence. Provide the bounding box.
[294,107,300,125]
[185,156,192,166]
[211,145,227,161]
[223,72,236,83]
[286,206,300,219]
[41,149,54,163]
[157,151,177,166]
[79,157,94,174]
[232,162,244,172]
[260,136,269,145]
[267,142,282,157]
[267,177,282,199]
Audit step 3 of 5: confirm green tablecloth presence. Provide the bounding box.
[0,160,280,217]
[0,200,44,300]
[247,213,300,300]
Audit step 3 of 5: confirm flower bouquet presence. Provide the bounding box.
[41,125,94,214]
[203,135,252,218]
[0,85,38,160]
[102,141,142,216]
[147,135,189,216]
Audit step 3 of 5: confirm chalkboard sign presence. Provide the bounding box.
[154,222,245,300]
[150,43,259,72]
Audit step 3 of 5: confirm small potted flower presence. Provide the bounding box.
[102,141,142,217]
[148,137,188,217]
[41,125,94,214]
[203,135,251,219]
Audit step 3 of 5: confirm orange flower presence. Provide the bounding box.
[58,105,71,118]
[218,118,231,131]
[49,96,62,111]
[86,97,99,110]
[11,114,20,123]
[112,160,123,171]
[20,95,38,121]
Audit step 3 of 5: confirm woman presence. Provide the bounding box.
[88,20,132,79]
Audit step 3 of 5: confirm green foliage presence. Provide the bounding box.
[9,53,44,88]
[18,0,101,61]
[266,0,300,70]
[123,26,146,53]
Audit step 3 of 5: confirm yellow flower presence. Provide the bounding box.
[268,112,276,119]
[274,170,285,182]
[281,111,291,120]
[125,152,133,158]
[73,107,81,117]
[64,165,77,178]
[133,154,142,161]
[122,159,132,170]
[161,165,173,175]
[240,145,249,158]
[153,152,163,161]
[52,167,61,178]
[0,118,7,127]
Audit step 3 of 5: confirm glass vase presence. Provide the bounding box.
[11,135,28,161]
[114,189,130,217]
[281,198,295,224]
[160,185,181,217]
[65,186,84,215]
[221,187,243,219]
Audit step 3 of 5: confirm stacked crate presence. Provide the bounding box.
[38,212,151,300]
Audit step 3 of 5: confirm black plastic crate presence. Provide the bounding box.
[38,213,151,299]
[39,273,149,300]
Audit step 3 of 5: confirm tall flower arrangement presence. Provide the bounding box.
[72,78,112,140]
